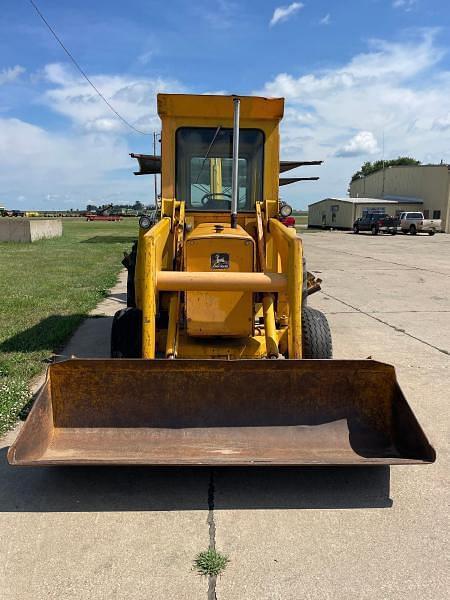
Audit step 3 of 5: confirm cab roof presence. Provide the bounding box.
[157,94,284,122]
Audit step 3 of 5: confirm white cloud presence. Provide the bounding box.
[262,32,441,100]
[3,30,450,211]
[0,67,183,209]
[320,13,331,25]
[0,117,129,190]
[257,30,450,205]
[393,0,417,11]
[433,113,450,130]
[335,131,380,157]
[0,65,25,85]
[41,63,183,134]
[270,2,303,27]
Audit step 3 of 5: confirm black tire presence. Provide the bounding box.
[302,307,332,359]
[122,241,138,307]
[409,224,417,235]
[371,225,378,235]
[110,308,142,358]
[353,225,359,234]
[428,230,435,236]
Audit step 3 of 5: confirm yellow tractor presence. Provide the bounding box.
[8,94,435,466]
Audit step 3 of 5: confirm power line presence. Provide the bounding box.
[28,0,152,136]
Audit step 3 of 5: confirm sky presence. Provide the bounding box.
[1,0,450,210]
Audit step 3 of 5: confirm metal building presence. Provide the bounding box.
[308,197,424,230]
[349,164,450,233]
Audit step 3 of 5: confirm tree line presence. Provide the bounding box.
[351,157,420,182]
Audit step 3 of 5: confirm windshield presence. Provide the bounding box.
[176,127,264,211]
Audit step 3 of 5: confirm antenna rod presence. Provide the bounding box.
[230,97,240,228]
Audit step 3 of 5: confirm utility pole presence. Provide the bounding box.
[153,132,158,207]
[381,130,385,198]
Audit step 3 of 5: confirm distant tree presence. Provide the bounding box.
[351,157,421,182]
[133,201,144,211]
[86,204,97,212]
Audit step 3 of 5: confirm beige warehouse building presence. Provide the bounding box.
[308,197,425,230]
[349,164,450,233]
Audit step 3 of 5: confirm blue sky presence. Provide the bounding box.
[1,0,450,209]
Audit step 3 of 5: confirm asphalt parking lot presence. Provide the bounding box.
[0,231,448,599]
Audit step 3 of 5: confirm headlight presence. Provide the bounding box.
[279,203,293,218]
[139,215,152,229]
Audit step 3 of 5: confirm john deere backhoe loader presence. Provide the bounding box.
[8,94,435,466]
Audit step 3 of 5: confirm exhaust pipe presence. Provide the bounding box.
[231,96,240,228]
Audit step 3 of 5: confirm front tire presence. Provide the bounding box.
[110,308,142,358]
[302,307,332,359]
[353,225,359,234]
[371,225,378,235]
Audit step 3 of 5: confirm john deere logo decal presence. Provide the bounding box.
[211,253,230,270]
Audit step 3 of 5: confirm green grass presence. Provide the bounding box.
[294,214,308,226]
[0,219,139,435]
[194,549,230,577]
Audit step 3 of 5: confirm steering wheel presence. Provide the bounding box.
[200,192,232,206]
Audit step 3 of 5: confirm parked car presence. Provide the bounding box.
[0,209,25,217]
[399,212,441,235]
[353,213,399,235]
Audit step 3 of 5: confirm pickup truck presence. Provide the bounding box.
[353,213,399,235]
[399,212,441,235]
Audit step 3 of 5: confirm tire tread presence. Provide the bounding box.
[302,307,333,359]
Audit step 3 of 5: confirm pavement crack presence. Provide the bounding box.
[207,470,217,600]
[312,245,450,278]
[322,291,450,357]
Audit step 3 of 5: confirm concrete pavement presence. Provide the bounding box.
[0,271,209,600]
[216,231,450,600]
[1,231,449,599]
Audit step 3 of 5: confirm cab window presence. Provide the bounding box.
[176,127,264,211]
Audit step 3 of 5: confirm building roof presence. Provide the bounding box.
[309,196,424,207]
[382,194,423,204]
[309,197,396,206]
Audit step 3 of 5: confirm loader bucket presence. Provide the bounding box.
[8,359,435,466]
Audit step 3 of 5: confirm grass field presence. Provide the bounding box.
[0,219,138,435]
[294,214,308,227]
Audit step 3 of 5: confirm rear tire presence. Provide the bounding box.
[353,225,359,234]
[371,225,378,235]
[428,230,435,236]
[111,308,142,358]
[302,307,332,359]
[410,224,417,235]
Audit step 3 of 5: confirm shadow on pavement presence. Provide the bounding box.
[0,448,392,511]
[106,292,127,305]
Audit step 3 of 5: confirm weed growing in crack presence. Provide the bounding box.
[194,549,229,577]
